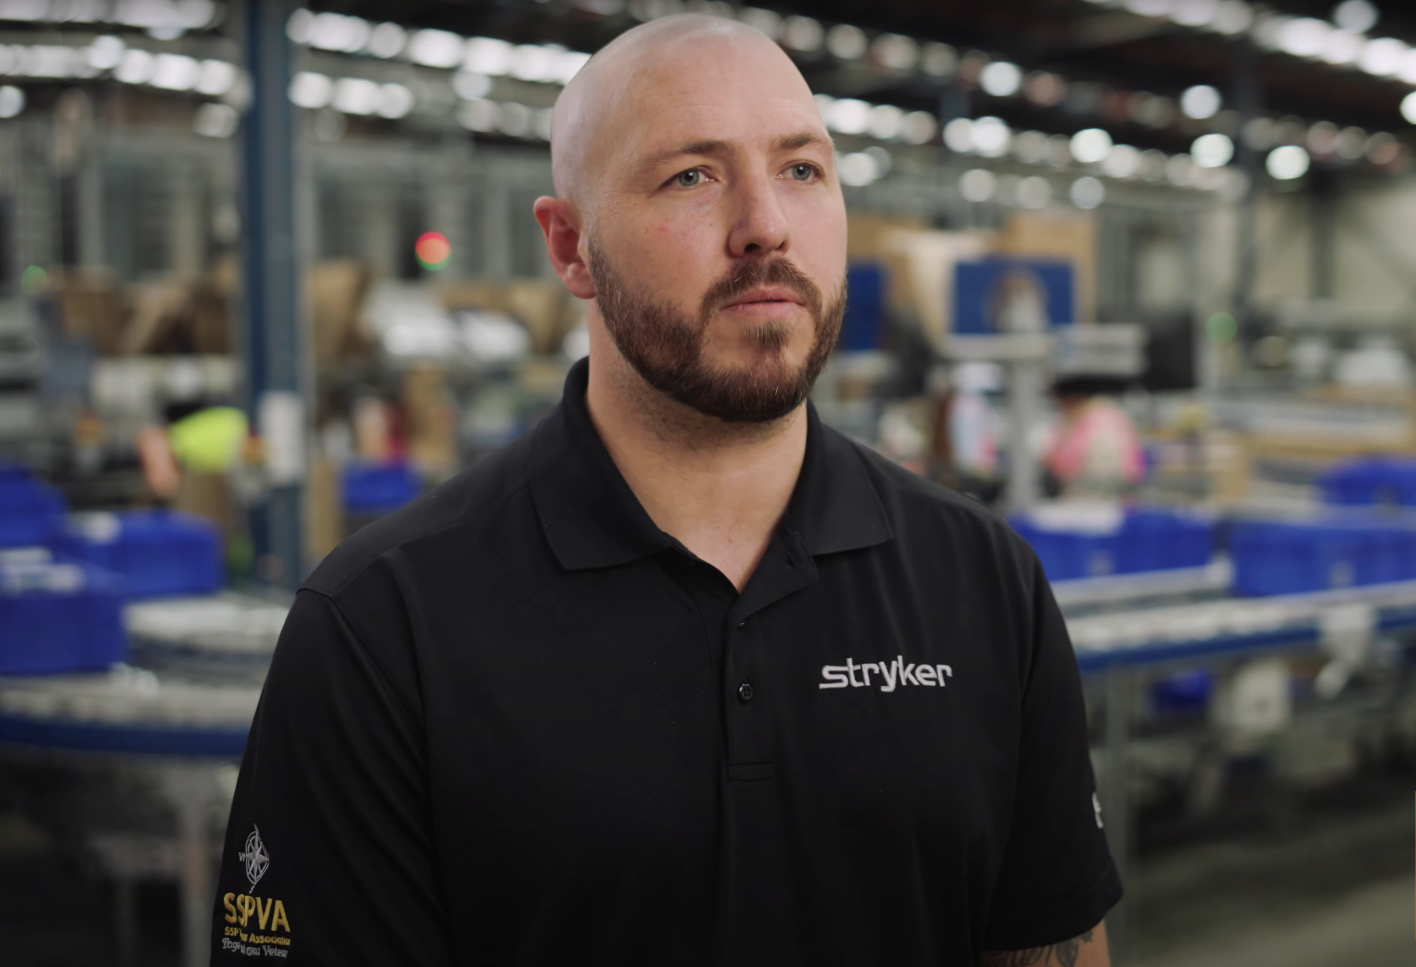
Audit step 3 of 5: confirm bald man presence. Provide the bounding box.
[213,15,1119,967]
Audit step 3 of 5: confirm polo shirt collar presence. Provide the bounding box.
[529,358,893,572]
[786,402,894,557]
[529,359,673,571]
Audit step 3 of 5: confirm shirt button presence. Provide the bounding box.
[737,681,755,704]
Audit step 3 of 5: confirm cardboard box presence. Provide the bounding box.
[50,271,126,354]
[874,227,993,347]
[307,260,373,362]
[1146,427,1252,504]
[304,455,344,563]
[440,279,504,314]
[401,365,458,480]
[189,280,233,354]
[442,278,570,355]
[172,469,237,536]
[504,280,568,355]
[120,281,191,355]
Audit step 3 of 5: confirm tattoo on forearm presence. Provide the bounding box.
[980,927,1096,967]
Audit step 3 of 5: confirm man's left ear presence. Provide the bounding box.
[533,197,595,300]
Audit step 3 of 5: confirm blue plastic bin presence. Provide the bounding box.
[58,510,223,600]
[840,262,886,352]
[0,552,127,674]
[342,460,421,515]
[1150,669,1213,715]
[1011,507,1215,582]
[1010,518,1119,581]
[0,464,65,548]
[1230,515,1416,596]
[1113,510,1214,573]
[1320,457,1416,507]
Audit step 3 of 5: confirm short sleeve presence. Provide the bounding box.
[211,590,453,966]
[982,556,1123,950]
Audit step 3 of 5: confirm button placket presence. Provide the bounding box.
[722,529,818,780]
[724,615,774,784]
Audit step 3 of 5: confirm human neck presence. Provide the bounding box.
[584,345,808,593]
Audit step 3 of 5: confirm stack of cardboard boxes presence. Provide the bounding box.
[48,258,377,363]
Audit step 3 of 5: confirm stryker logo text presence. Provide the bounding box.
[819,656,952,691]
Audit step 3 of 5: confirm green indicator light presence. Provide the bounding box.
[20,264,45,294]
[1206,312,1237,344]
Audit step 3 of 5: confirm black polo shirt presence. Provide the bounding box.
[212,358,1120,967]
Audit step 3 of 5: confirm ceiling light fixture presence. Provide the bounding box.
[1180,84,1221,120]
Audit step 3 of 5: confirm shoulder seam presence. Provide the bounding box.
[298,587,423,725]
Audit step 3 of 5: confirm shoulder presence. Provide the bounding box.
[303,431,534,599]
[842,429,1030,557]
[826,427,1042,605]
[830,430,1052,673]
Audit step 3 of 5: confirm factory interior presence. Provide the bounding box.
[2,0,1416,964]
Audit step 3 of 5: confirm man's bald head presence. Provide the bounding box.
[532,12,846,428]
[549,14,817,209]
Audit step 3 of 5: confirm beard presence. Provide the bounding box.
[587,238,845,424]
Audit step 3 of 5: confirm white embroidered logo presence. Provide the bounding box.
[238,825,270,891]
[1093,793,1105,829]
[819,656,953,691]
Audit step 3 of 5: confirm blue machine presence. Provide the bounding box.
[953,259,1075,335]
[1151,669,1214,716]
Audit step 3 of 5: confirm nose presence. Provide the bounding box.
[726,172,790,258]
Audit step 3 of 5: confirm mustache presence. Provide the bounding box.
[699,257,824,322]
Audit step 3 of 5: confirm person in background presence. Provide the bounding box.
[1043,375,1146,499]
[925,362,1004,506]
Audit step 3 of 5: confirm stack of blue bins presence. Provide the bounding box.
[0,464,129,674]
[1319,456,1416,508]
[57,510,224,600]
[0,462,65,549]
[0,551,126,674]
[1230,516,1416,596]
[1230,456,1416,596]
[1010,507,1215,583]
[1011,506,1218,715]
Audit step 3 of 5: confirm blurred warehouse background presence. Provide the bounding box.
[2,0,1416,964]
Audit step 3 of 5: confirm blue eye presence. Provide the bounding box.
[674,169,703,187]
[789,164,817,182]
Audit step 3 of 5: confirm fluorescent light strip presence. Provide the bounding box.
[279,5,1416,149]
[0,12,1396,185]
[0,0,222,32]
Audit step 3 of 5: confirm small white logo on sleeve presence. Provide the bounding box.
[1093,793,1104,829]
[819,656,952,691]
[238,825,270,891]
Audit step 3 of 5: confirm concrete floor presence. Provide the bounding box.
[1132,875,1409,967]
[1128,800,1411,967]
